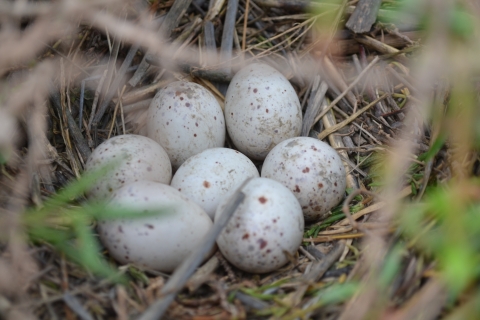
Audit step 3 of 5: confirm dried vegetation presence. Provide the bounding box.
[0,0,480,319]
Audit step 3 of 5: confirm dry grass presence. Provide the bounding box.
[0,0,479,319]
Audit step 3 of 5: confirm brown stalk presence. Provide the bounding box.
[313,56,380,126]
[317,93,388,140]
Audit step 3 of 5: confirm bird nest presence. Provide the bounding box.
[0,0,479,319]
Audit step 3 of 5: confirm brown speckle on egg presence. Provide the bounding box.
[258,238,268,249]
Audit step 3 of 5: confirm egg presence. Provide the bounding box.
[85,134,172,201]
[98,181,213,272]
[147,81,226,169]
[215,177,304,273]
[261,137,346,222]
[224,63,302,160]
[171,148,259,219]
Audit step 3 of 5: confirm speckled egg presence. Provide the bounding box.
[147,81,226,169]
[261,137,346,222]
[98,181,213,272]
[85,134,172,201]
[171,148,259,219]
[215,177,304,273]
[225,63,302,160]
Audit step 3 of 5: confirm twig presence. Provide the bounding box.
[91,41,140,128]
[177,63,233,83]
[287,241,346,307]
[322,107,358,189]
[356,35,409,65]
[119,89,126,135]
[313,56,380,126]
[342,188,378,230]
[323,56,358,111]
[86,70,108,130]
[352,122,382,145]
[337,184,412,226]
[255,0,309,11]
[122,99,151,113]
[129,0,192,86]
[305,229,394,243]
[250,16,317,57]
[107,86,127,139]
[302,76,328,136]
[113,78,171,105]
[338,153,368,177]
[234,291,270,310]
[317,93,388,140]
[186,255,219,293]
[386,65,418,95]
[324,77,355,113]
[299,246,318,261]
[205,0,226,21]
[242,0,251,51]
[217,0,239,94]
[62,293,94,320]
[203,21,217,66]
[50,92,91,162]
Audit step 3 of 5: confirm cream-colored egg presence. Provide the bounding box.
[147,81,225,169]
[171,148,259,219]
[261,137,346,222]
[225,63,302,160]
[98,181,213,272]
[215,178,304,273]
[85,134,172,201]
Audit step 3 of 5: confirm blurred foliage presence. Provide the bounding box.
[21,159,169,284]
[309,0,480,317]
[0,152,7,165]
[400,180,480,297]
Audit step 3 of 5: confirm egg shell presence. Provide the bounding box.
[215,177,304,273]
[85,134,172,201]
[171,148,260,219]
[225,63,302,160]
[98,181,213,272]
[261,137,346,222]
[147,81,226,169]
